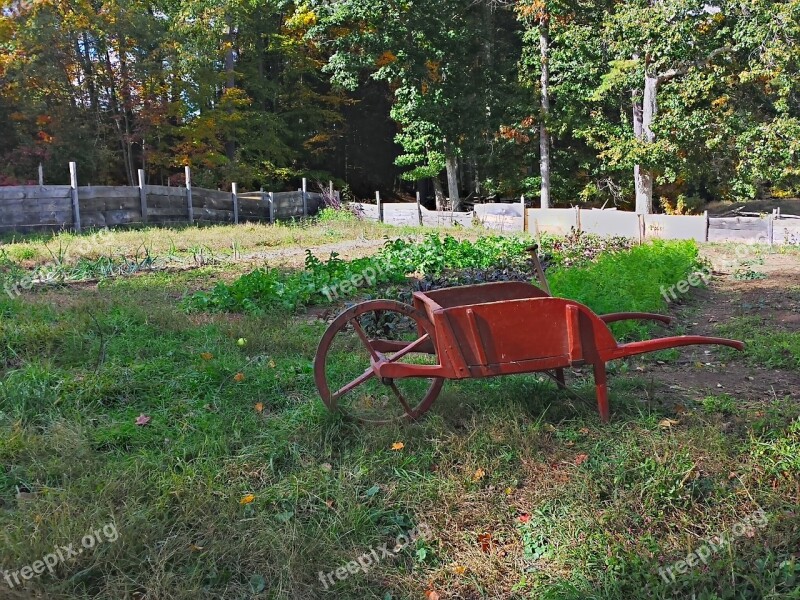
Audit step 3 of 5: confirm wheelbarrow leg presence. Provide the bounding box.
[554,368,566,389]
[593,362,610,423]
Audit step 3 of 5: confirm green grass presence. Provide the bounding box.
[716,316,800,370]
[0,230,798,599]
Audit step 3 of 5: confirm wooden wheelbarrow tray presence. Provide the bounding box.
[314,252,744,423]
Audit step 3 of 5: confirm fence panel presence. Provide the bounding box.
[78,186,141,227]
[708,217,770,244]
[475,203,524,232]
[644,214,707,242]
[774,218,800,245]
[0,186,74,231]
[526,208,578,236]
[580,209,641,239]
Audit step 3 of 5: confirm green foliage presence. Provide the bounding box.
[184,234,533,313]
[549,240,703,337]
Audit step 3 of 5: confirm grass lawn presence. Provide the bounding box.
[1,222,798,599]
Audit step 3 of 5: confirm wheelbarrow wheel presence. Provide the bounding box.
[314,300,444,423]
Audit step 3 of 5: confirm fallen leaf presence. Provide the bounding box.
[452,565,467,575]
[135,414,151,426]
[268,359,276,368]
[321,463,333,472]
[325,499,334,508]
[659,418,680,429]
[200,352,213,360]
[574,453,589,466]
[504,487,513,495]
[578,427,590,435]
[254,402,264,413]
[473,468,486,481]
[425,591,440,600]
[518,513,531,523]
[188,544,204,552]
[674,404,688,414]
[234,372,245,382]
[391,442,405,451]
[240,494,255,505]
[478,532,493,553]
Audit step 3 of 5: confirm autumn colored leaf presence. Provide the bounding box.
[472,468,486,481]
[518,513,531,523]
[254,402,264,413]
[240,494,255,505]
[268,360,276,368]
[391,442,405,451]
[200,352,213,361]
[659,418,680,429]
[233,372,245,382]
[579,427,590,435]
[574,453,589,466]
[452,565,467,575]
[135,414,151,426]
[504,487,514,495]
[477,532,493,553]
[424,589,440,600]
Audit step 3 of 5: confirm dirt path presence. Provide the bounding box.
[623,246,800,412]
[240,237,389,267]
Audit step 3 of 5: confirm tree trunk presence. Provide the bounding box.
[445,153,460,211]
[539,20,551,209]
[634,74,658,214]
[432,176,446,211]
[224,15,237,164]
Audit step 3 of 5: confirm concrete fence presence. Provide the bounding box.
[354,200,800,245]
[0,163,330,233]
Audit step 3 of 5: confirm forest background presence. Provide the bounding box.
[0,0,798,214]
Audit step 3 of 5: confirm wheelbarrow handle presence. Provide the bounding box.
[526,244,551,295]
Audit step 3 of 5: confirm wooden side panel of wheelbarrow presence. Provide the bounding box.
[404,292,743,422]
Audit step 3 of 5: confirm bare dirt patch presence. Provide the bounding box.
[622,245,800,410]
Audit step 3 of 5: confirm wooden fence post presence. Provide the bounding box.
[185,166,194,224]
[768,209,775,246]
[520,195,526,233]
[231,182,239,225]
[69,161,81,233]
[38,164,44,186]
[416,191,423,226]
[268,191,275,224]
[704,210,709,242]
[302,177,308,217]
[376,191,383,223]
[138,168,148,223]
[329,180,334,198]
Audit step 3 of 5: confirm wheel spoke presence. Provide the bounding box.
[386,333,431,363]
[332,367,375,401]
[350,317,380,362]
[387,380,414,415]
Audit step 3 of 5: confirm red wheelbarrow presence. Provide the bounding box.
[314,249,743,423]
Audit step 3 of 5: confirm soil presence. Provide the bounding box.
[621,245,800,412]
[706,198,800,217]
